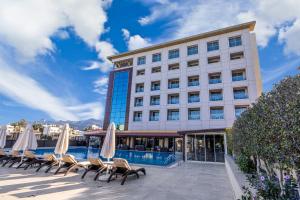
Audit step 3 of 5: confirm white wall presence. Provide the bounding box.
[112,28,262,131]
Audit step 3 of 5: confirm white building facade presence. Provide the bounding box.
[103,21,262,162]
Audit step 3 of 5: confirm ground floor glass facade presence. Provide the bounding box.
[186,134,225,162]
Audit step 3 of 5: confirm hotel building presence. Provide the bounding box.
[86,21,262,163]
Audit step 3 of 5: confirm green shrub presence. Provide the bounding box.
[236,153,255,174]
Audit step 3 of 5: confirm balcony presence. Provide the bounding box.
[134,102,143,107]
[210,94,223,101]
[151,86,160,91]
[168,83,179,89]
[232,75,246,81]
[188,96,200,103]
[150,100,160,106]
[210,113,224,119]
[209,79,222,84]
[188,81,199,87]
[234,92,248,99]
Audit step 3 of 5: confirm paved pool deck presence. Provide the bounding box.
[0,162,234,200]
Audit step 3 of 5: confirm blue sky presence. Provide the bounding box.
[0,0,299,124]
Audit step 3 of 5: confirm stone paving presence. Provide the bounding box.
[0,162,234,200]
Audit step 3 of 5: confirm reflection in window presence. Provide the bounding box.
[109,71,129,130]
[167,109,179,120]
[133,111,142,121]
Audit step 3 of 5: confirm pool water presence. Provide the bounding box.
[34,147,176,166]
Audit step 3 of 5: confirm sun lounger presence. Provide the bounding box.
[2,150,21,167]
[79,158,108,180]
[0,149,9,163]
[36,154,59,173]
[54,154,90,176]
[107,158,146,185]
[16,151,46,170]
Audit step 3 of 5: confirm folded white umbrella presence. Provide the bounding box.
[12,123,38,151]
[54,123,70,157]
[100,122,116,162]
[0,125,7,149]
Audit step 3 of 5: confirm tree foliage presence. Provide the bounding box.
[233,75,300,198]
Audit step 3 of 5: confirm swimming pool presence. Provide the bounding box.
[34,147,176,166]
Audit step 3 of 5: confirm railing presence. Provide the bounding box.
[210,95,223,101]
[188,97,200,103]
[168,84,179,89]
[234,93,248,99]
[232,76,245,81]
[164,154,177,165]
[209,79,222,84]
[188,81,199,87]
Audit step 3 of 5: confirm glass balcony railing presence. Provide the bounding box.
[168,84,179,89]
[151,86,160,91]
[167,115,179,120]
[149,116,159,121]
[210,113,224,119]
[232,75,246,81]
[168,99,179,104]
[136,88,144,93]
[188,81,199,87]
[133,117,142,121]
[188,97,200,103]
[234,92,248,99]
[209,79,221,84]
[135,102,143,107]
[210,94,223,101]
[150,101,160,105]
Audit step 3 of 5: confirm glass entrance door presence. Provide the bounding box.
[186,134,224,162]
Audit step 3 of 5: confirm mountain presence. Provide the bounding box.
[36,118,103,131]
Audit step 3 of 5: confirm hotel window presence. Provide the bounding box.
[152,53,161,62]
[232,69,246,81]
[167,109,179,121]
[135,83,144,93]
[210,90,223,101]
[151,81,160,91]
[168,93,179,104]
[133,111,142,121]
[134,97,143,107]
[235,106,248,117]
[229,36,242,47]
[149,110,159,121]
[187,45,198,55]
[207,40,219,51]
[150,95,160,105]
[188,75,199,87]
[152,66,161,73]
[136,69,145,76]
[188,92,200,103]
[207,56,220,64]
[188,108,200,120]
[187,60,199,67]
[233,88,248,99]
[168,63,180,70]
[168,78,180,89]
[168,49,179,59]
[210,107,224,119]
[137,56,146,65]
[209,73,222,84]
[230,52,244,60]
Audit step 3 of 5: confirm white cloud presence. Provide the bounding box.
[95,41,118,72]
[278,19,300,55]
[67,102,103,120]
[93,76,109,95]
[0,54,103,121]
[262,58,300,85]
[139,0,300,55]
[122,28,152,50]
[138,0,179,26]
[0,0,111,59]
